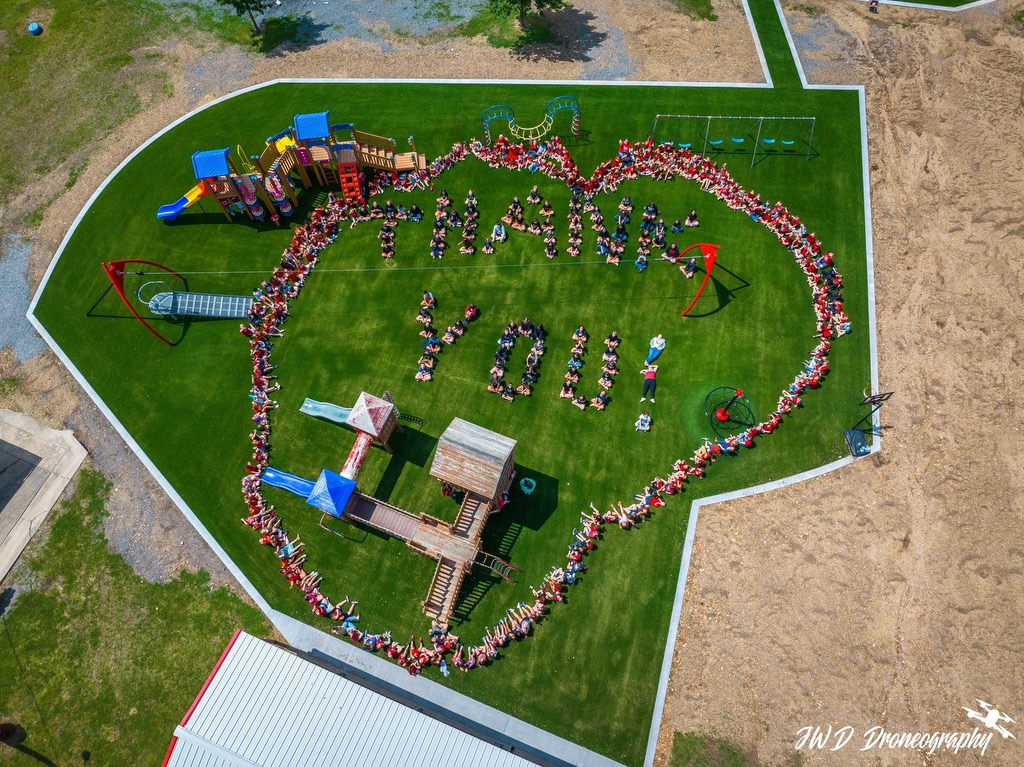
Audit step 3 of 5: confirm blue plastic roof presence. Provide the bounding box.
[293,112,331,141]
[306,469,356,519]
[191,148,231,180]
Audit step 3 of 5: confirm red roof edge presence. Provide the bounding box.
[160,735,178,767]
[179,628,242,727]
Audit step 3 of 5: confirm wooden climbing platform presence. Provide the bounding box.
[341,418,520,622]
[343,489,499,622]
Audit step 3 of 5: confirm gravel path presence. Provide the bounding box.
[0,235,46,363]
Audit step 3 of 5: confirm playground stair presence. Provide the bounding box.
[423,557,466,621]
[147,291,253,319]
[453,492,491,541]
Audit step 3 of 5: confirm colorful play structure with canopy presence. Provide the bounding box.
[647,114,816,165]
[157,111,427,223]
[265,395,519,623]
[480,95,582,145]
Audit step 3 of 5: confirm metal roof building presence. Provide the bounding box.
[163,631,538,767]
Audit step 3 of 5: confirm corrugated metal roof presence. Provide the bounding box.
[165,632,536,767]
[429,418,516,499]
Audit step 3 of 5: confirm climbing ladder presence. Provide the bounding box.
[147,291,253,319]
[336,146,363,204]
[481,95,582,145]
[474,551,519,583]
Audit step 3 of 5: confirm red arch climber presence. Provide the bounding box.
[679,243,719,317]
[100,259,186,346]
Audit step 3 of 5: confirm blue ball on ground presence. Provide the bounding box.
[28,22,43,36]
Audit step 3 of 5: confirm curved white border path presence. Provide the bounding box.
[25,2,885,764]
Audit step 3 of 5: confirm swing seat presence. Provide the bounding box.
[762,138,776,145]
[708,139,724,147]
[780,139,796,146]
[730,137,745,144]
[677,142,691,149]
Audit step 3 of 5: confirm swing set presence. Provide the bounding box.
[647,114,817,166]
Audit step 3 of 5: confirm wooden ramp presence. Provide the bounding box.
[346,493,420,541]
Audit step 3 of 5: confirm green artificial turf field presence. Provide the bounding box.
[33,77,871,765]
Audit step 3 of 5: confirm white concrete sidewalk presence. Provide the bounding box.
[0,409,87,584]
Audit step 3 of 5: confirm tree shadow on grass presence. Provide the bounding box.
[259,15,331,56]
[512,7,607,63]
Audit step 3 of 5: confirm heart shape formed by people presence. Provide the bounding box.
[241,134,849,674]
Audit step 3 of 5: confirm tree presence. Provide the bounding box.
[217,0,274,35]
[489,0,564,22]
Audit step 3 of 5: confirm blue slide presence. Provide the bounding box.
[156,196,189,221]
[262,467,315,497]
[300,398,353,424]
[157,182,210,221]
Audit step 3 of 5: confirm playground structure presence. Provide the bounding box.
[267,404,519,623]
[300,397,353,424]
[703,386,756,437]
[100,259,255,345]
[481,95,582,145]
[157,111,427,223]
[647,114,816,166]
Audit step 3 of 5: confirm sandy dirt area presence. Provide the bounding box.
[2,0,1023,763]
[656,1,1024,764]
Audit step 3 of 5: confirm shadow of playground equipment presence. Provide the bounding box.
[373,426,437,504]
[0,723,60,767]
[451,465,558,622]
[682,262,752,319]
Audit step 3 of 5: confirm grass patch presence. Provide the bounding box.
[65,161,88,192]
[183,1,253,46]
[745,0,802,88]
[0,376,19,398]
[34,79,871,766]
[671,731,806,766]
[669,0,718,22]
[0,1,177,209]
[672,732,750,767]
[419,0,462,24]
[23,200,52,230]
[0,468,270,766]
[1014,10,1024,28]
[457,8,560,48]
